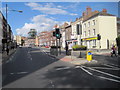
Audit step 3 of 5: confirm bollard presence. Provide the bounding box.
[86,51,92,61]
[78,51,82,58]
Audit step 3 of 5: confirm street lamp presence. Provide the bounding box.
[5,4,23,50]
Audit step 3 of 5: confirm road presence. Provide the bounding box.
[2,47,120,88]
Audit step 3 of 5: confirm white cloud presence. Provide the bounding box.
[70,13,78,16]
[25,2,78,15]
[16,15,63,36]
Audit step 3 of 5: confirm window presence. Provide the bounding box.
[93,29,96,35]
[84,31,86,37]
[84,23,86,28]
[88,22,90,27]
[92,20,95,25]
[88,30,90,36]
[93,40,96,46]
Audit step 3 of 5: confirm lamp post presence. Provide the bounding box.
[5,4,23,50]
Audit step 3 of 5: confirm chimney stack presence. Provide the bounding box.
[86,6,92,15]
[102,9,107,13]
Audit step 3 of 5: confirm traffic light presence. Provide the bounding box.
[55,28,60,34]
[55,28,61,39]
[56,33,61,39]
[97,34,101,40]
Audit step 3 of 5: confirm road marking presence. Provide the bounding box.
[50,80,55,88]
[91,67,120,70]
[103,64,118,68]
[17,72,28,74]
[30,58,32,61]
[10,73,14,75]
[97,76,120,83]
[81,66,120,83]
[83,66,120,79]
[75,66,81,68]
[10,72,28,75]
[105,63,120,68]
[55,67,70,71]
[80,67,93,75]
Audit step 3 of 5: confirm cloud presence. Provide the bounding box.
[25,2,77,15]
[16,15,63,36]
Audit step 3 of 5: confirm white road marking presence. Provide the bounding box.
[80,67,93,75]
[50,80,55,88]
[80,66,120,83]
[83,66,120,79]
[91,67,120,70]
[10,73,14,75]
[55,67,70,71]
[75,66,81,68]
[17,72,28,74]
[97,76,120,83]
[30,58,32,61]
[103,64,119,68]
[105,63,120,68]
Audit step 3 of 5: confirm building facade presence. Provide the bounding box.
[81,8,117,49]
[117,18,120,36]
[71,18,83,45]
[0,11,3,51]
[14,35,22,45]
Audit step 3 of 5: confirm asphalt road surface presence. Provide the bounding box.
[2,47,120,88]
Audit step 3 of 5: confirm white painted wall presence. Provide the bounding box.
[62,31,65,48]
[98,16,117,49]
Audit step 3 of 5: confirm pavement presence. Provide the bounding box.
[2,48,17,64]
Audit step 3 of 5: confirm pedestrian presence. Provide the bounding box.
[68,42,73,55]
[6,47,9,55]
[111,45,117,57]
[65,41,68,55]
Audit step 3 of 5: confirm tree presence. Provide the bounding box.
[21,39,25,46]
[116,35,120,55]
[28,29,37,39]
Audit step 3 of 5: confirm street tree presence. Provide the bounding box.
[28,29,37,39]
[21,39,25,46]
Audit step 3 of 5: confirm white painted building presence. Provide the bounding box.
[71,18,83,45]
[14,35,22,45]
[81,12,117,49]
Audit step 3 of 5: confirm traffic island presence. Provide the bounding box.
[60,55,98,65]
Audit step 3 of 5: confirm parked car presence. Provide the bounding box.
[45,46,49,48]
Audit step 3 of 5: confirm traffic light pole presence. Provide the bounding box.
[99,40,101,52]
[56,37,58,56]
[59,38,61,55]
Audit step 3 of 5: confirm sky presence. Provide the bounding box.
[1,2,119,36]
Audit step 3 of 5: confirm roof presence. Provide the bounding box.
[83,12,115,22]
